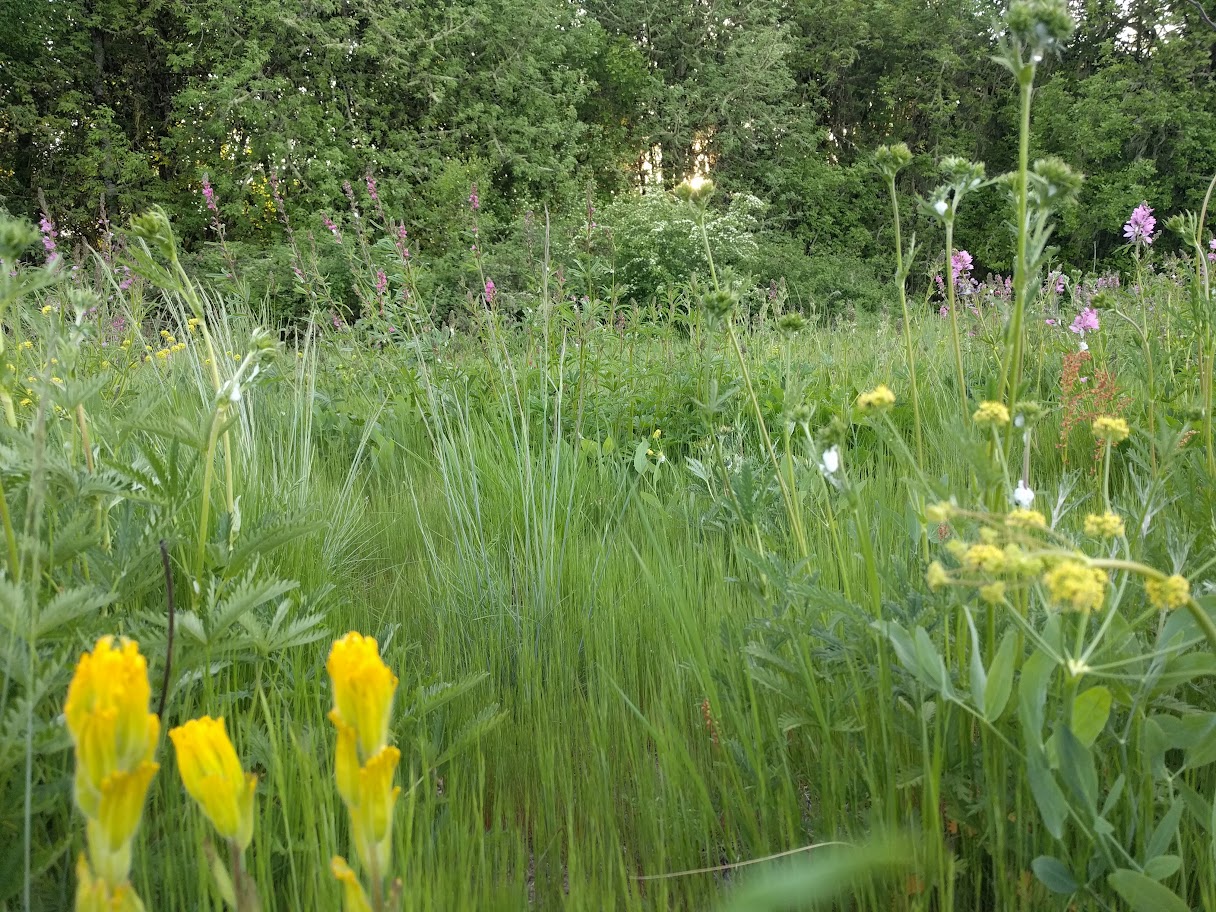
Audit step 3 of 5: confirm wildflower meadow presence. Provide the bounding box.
[3,1,1216,910]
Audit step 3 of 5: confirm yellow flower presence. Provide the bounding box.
[327,632,398,760]
[120,339,132,348]
[1145,574,1190,611]
[41,305,53,314]
[159,330,172,339]
[925,502,955,524]
[75,855,146,912]
[652,429,661,439]
[155,349,169,361]
[331,857,373,912]
[87,762,158,880]
[1092,416,1129,443]
[926,561,951,590]
[100,360,111,369]
[20,340,33,350]
[169,716,258,850]
[1006,509,1046,530]
[187,318,202,333]
[1042,560,1107,613]
[979,582,1007,604]
[1083,512,1124,538]
[1003,544,1043,579]
[19,398,31,407]
[328,632,401,874]
[65,637,159,821]
[962,543,1006,574]
[857,384,895,413]
[51,376,63,384]
[973,401,1010,427]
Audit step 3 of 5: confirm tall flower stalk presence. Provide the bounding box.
[327,632,403,912]
[875,143,923,462]
[65,637,159,912]
[994,0,1076,415]
[925,157,986,423]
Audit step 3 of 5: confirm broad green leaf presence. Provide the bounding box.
[1056,725,1098,814]
[913,626,951,696]
[1019,649,1055,750]
[720,837,912,911]
[1070,686,1112,747]
[1147,799,1185,859]
[1107,869,1190,912]
[1143,855,1182,881]
[983,631,1017,722]
[1031,855,1077,894]
[1026,745,1068,839]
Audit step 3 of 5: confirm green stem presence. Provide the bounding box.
[1002,74,1035,411]
[194,407,225,583]
[0,475,19,582]
[945,220,968,421]
[887,177,924,463]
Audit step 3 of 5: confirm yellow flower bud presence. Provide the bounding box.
[327,632,398,760]
[169,716,258,850]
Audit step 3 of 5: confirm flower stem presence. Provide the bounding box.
[945,220,968,422]
[1001,75,1035,411]
[887,176,924,463]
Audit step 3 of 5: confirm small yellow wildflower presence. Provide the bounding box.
[973,401,1010,427]
[1092,416,1130,443]
[926,561,951,590]
[19,398,31,407]
[327,632,401,876]
[75,854,144,912]
[51,376,62,384]
[1083,512,1124,538]
[64,636,159,886]
[159,330,172,340]
[172,342,186,353]
[41,305,53,314]
[50,358,58,365]
[652,429,662,439]
[187,317,201,333]
[1145,574,1190,611]
[979,582,1007,604]
[100,360,111,369]
[1003,544,1044,578]
[857,384,896,413]
[331,857,374,912]
[925,502,955,524]
[169,716,257,850]
[962,543,1007,573]
[155,349,169,361]
[232,352,242,362]
[120,339,131,348]
[1042,560,1108,613]
[1006,509,1047,530]
[20,340,33,350]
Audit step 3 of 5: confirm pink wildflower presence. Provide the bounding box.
[322,214,341,242]
[1070,307,1100,335]
[39,215,57,257]
[375,270,388,296]
[1123,202,1155,246]
[365,174,379,203]
[1208,238,1215,263]
[468,185,480,212]
[1045,318,1058,326]
[201,175,218,213]
[484,278,496,304]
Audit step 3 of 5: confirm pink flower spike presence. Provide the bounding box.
[1123,202,1155,246]
[484,278,497,304]
[1069,307,1100,335]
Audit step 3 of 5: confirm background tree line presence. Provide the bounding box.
[2,0,1214,312]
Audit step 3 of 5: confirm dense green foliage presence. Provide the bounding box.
[4,0,1216,311]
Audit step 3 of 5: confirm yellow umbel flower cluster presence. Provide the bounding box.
[169,716,257,850]
[1042,560,1108,613]
[1006,508,1047,530]
[64,636,159,906]
[1091,416,1129,443]
[857,384,895,413]
[973,401,1010,427]
[1083,512,1125,539]
[961,543,1007,573]
[328,632,401,906]
[1145,574,1190,611]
